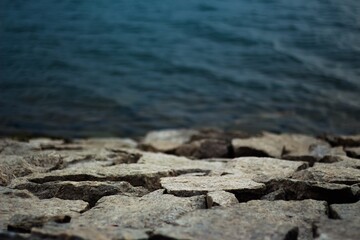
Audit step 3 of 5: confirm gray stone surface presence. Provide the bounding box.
[292,164,360,185]
[0,187,88,231]
[153,200,328,240]
[72,190,206,229]
[324,134,360,147]
[10,180,149,205]
[160,175,265,197]
[174,139,231,159]
[206,191,238,208]
[346,147,360,158]
[314,218,360,240]
[330,201,360,219]
[224,157,308,181]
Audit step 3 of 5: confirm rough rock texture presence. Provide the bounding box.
[10,180,149,206]
[330,201,360,219]
[206,191,238,208]
[140,129,198,152]
[72,190,206,229]
[153,200,327,240]
[292,164,360,185]
[1,131,360,239]
[313,218,360,240]
[161,175,265,197]
[224,157,308,181]
[0,187,88,231]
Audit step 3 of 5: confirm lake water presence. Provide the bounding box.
[1,0,360,137]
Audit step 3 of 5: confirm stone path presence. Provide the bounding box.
[0,129,359,239]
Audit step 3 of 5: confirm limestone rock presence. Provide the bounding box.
[292,164,360,185]
[224,157,308,181]
[19,163,180,190]
[324,134,360,147]
[0,153,63,186]
[330,156,360,169]
[232,135,283,158]
[206,191,238,208]
[137,151,224,173]
[174,139,231,159]
[345,147,360,159]
[153,200,328,240]
[330,201,360,219]
[11,180,149,206]
[72,190,206,229]
[264,179,357,203]
[160,175,265,198]
[31,224,148,240]
[141,129,198,152]
[0,187,88,231]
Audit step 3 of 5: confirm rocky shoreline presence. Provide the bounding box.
[0,129,359,240]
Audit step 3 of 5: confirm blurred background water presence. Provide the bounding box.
[1,0,359,138]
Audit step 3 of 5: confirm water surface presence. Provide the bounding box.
[1,0,360,137]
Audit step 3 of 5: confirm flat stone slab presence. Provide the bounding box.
[292,164,360,185]
[72,190,205,229]
[0,187,88,231]
[232,133,329,162]
[10,180,149,205]
[224,157,308,181]
[160,175,265,197]
[137,151,225,172]
[324,134,360,147]
[346,147,360,158]
[153,199,328,240]
[17,163,178,190]
[330,201,360,219]
[174,139,231,159]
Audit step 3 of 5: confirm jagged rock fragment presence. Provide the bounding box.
[206,191,238,208]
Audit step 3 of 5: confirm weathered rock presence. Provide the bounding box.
[31,224,148,240]
[324,134,360,147]
[0,153,63,186]
[141,129,198,152]
[174,139,231,159]
[72,190,206,229]
[137,151,224,173]
[330,156,360,169]
[346,147,360,159]
[153,200,328,240]
[232,135,283,158]
[10,180,149,206]
[190,128,249,142]
[160,175,265,198]
[313,217,360,240]
[8,214,70,233]
[74,137,138,150]
[18,163,183,190]
[0,187,88,231]
[232,133,330,164]
[0,139,35,156]
[224,157,308,181]
[330,201,360,219]
[264,179,357,203]
[292,164,360,185]
[206,191,238,208]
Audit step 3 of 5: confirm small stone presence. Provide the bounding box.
[174,139,231,159]
[206,191,238,208]
[140,129,198,152]
[324,134,360,147]
[345,147,360,159]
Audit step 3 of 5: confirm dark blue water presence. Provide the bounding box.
[1,0,360,137]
